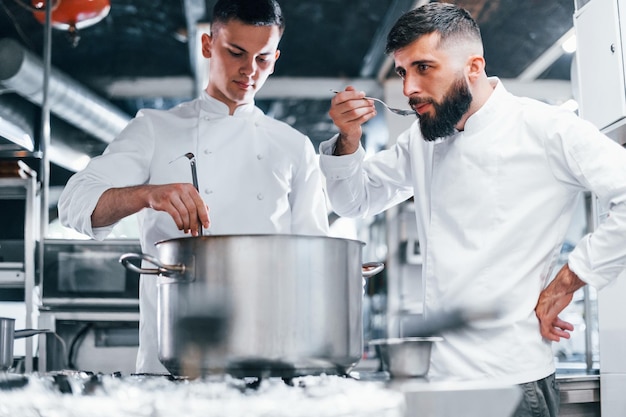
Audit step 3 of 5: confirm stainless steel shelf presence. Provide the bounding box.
[558,374,601,404]
[0,176,40,372]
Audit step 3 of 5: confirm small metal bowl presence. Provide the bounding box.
[369,337,443,378]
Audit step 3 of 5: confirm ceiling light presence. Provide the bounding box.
[31,0,111,46]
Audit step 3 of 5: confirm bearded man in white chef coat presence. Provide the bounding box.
[58,0,329,374]
[320,3,626,417]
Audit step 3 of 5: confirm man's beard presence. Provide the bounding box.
[410,77,472,142]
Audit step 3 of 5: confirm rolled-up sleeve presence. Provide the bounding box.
[58,174,117,240]
[319,132,414,219]
[318,135,371,217]
[58,112,154,240]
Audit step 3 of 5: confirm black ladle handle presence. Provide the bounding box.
[184,152,203,236]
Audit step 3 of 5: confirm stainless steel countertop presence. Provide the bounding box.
[351,369,521,417]
[351,366,600,416]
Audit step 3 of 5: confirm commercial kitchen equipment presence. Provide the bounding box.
[40,239,141,308]
[0,316,49,371]
[37,238,142,374]
[0,175,40,372]
[37,310,139,374]
[369,337,442,378]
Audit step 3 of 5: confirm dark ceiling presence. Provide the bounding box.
[0,0,576,189]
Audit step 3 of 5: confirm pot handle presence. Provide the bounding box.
[119,253,186,276]
[362,261,385,278]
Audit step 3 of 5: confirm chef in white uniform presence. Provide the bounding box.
[320,3,626,417]
[58,0,329,373]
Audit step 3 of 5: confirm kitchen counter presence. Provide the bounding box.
[352,369,521,417]
[353,361,600,417]
[0,370,521,417]
[384,372,600,417]
[0,372,405,417]
[393,378,521,417]
[385,373,600,417]
[0,370,601,417]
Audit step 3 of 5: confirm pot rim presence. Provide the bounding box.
[154,233,366,247]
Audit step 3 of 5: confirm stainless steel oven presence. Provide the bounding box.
[41,239,142,308]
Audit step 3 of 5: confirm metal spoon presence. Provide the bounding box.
[331,89,417,117]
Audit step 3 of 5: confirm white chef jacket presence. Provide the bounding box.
[59,91,329,373]
[319,78,626,385]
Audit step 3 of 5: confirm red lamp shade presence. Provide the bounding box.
[31,0,111,31]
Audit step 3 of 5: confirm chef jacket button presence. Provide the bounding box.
[204,149,212,155]
[257,154,263,160]
[257,193,264,200]
[203,116,210,121]
[204,189,213,195]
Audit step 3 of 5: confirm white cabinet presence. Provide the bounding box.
[574,0,626,134]
[576,3,626,416]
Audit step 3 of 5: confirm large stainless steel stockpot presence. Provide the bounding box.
[121,234,383,378]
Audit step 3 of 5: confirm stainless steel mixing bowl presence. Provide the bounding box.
[369,337,443,378]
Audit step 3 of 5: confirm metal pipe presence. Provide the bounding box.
[40,0,52,236]
[582,285,594,372]
[0,97,99,171]
[0,38,130,144]
[28,0,53,374]
[583,192,595,373]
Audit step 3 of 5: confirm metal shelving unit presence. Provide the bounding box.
[0,175,40,372]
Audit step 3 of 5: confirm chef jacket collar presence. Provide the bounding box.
[461,77,507,134]
[199,90,263,122]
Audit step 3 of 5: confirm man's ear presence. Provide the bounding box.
[201,33,212,59]
[466,54,485,81]
[269,49,280,74]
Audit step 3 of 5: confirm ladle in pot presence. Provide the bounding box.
[170,152,205,236]
[184,152,203,236]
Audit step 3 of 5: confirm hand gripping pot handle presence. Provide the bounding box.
[119,253,186,277]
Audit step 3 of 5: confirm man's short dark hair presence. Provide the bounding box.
[386,2,481,54]
[211,0,285,34]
